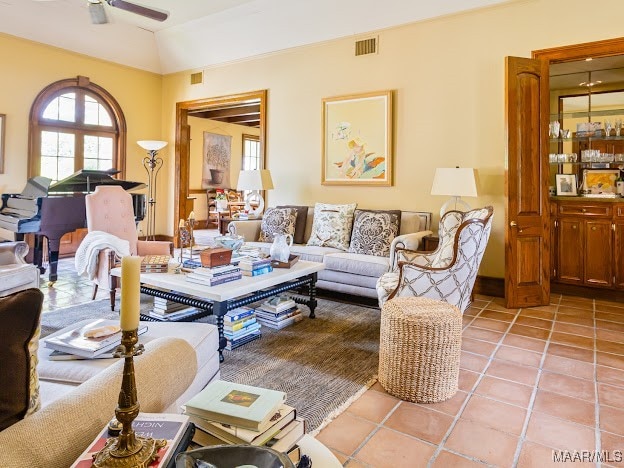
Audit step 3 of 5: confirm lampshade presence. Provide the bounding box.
[237,169,274,191]
[137,140,168,151]
[431,167,478,197]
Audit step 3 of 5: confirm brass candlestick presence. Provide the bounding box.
[93,329,166,467]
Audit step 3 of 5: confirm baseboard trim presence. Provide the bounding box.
[473,276,504,298]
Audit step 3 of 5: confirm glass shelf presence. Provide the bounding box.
[549,162,624,166]
[550,108,624,119]
[550,136,624,142]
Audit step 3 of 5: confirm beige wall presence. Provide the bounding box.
[162,0,624,278]
[0,33,165,235]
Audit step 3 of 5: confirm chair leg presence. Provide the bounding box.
[92,284,99,300]
[110,288,116,311]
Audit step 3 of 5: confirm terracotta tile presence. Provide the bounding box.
[460,351,489,373]
[344,458,369,468]
[329,449,349,465]
[538,372,595,402]
[502,334,547,352]
[494,345,543,367]
[458,369,480,392]
[462,327,504,343]
[533,390,595,427]
[559,297,594,308]
[595,299,624,309]
[598,382,624,408]
[521,308,556,320]
[475,375,533,407]
[596,302,624,314]
[465,306,481,317]
[370,381,387,393]
[431,450,486,467]
[597,320,624,332]
[542,354,595,380]
[487,299,519,313]
[525,412,595,451]
[354,427,435,468]
[461,338,497,357]
[597,352,624,371]
[445,419,518,466]
[509,324,550,340]
[601,431,624,463]
[486,359,539,386]
[547,343,594,363]
[461,394,526,435]
[346,389,399,423]
[550,332,594,349]
[597,311,624,324]
[315,412,376,455]
[518,441,595,468]
[553,321,594,338]
[385,402,454,444]
[524,304,557,314]
[597,328,624,344]
[601,405,624,436]
[463,316,474,328]
[556,314,594,327]
[416,390,468,417]
[597,339,624,356]
[479,309,515,322]
[471,317,510,332]
[597,365,624,388]
[515,316,554,330]
[557,306,590,317]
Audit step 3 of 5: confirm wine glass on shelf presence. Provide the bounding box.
[616,118,622,137]
[605,120,613,137]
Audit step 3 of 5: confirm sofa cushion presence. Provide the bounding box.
[349,209,400,257]
[258,207,297,243]
[277,205,308,244]
[289,245,343,263]
[0,263,38,293]
[0,288,44,431]
[307,202,357,251]
[323,252,390,278]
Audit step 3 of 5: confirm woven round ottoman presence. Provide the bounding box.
[378,296,462,403]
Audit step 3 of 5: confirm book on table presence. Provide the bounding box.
[44,319,148,359]
[71,413,191,468]
[259,295,296,313]
[265,417,306,453]
[141,255,171,273]
[223,322,261,340]
[241,265,273,276]
[183,380,286,431]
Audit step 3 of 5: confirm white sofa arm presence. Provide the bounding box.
[388,230,433,270]
[229,220,262,242]
[0,337,197,468]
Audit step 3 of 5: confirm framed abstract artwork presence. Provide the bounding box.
[322,90,393,186]
[582,169,620,195]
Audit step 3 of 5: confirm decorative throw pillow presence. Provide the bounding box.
[276,205,308,244]
[306,203,357,251]
[0,288,44,431]
[349,210,401,256]
[259,207,297,242]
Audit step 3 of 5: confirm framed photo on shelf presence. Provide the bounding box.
[582,169,620,195]
[556,174,577,196]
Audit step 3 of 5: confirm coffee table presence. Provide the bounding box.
[111,260,325,362]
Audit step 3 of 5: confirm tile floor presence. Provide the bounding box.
[39,262,624,467]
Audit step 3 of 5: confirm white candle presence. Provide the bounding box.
[120,256,142,331]
[188,211,195,221]
[178,218,186,228]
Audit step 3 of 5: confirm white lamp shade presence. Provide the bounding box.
[431,168,478,197]
[237,169,274,191]
[137,140,168,151]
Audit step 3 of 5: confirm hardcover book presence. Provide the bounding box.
[225,331,261,350]
[223,307,254,322]
[260,296,296,312]
[183,380,286,431]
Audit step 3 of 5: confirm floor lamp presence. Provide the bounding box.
[430,167,478,217]
[137,140,167,240]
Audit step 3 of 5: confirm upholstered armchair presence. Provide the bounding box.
[376,206,493,313]
[0,242,39,297]
[85,186,173,311]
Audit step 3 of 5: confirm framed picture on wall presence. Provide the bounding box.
[556,174,577,196]
[321,90,393,186]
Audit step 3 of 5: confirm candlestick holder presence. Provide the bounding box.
[93,329,166,467]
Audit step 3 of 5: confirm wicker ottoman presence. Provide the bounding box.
[378,296,462,403]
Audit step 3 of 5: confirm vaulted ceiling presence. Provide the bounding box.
[0,0,516,74]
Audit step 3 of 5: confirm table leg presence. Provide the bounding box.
[308,272,318,319]
[213,301,227,363]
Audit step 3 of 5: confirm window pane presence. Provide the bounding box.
[84,158,98,170]
[42,98,60,120]
[58,157,74,180]
[58,133,75,157]
[84,135,98,158]
[40,156,58,181]
[99,137,113,157]
[99,105,112,126]
[58,93,76,122]
[84,99,99,125]
[41,131,58,156]
[98,159,113,171]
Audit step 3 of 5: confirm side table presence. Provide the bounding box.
[219,215,263,234]
[420,235,439,252]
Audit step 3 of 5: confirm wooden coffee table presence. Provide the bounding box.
[111,260,324,362]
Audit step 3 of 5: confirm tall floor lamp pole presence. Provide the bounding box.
[137,140,167,241]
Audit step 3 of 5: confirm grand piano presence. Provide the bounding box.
[0,169,145,283]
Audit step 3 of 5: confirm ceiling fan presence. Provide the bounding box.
[87,0,169,24]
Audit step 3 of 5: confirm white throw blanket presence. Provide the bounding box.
[75,231,131,280]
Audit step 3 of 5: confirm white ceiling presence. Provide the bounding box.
[0,0,515,74]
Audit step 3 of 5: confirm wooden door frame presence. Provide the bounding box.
[174,90,267,244]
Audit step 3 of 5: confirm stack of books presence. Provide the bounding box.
[183,380,305,464]
[255,296,302,330]
[185,264,242,286]
[141,255,171,273]
[224,307,261,350]
[238,257,273,276]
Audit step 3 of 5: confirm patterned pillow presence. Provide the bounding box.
[349,210,401,256]
[259,207,297,242]
[307,203,357,251]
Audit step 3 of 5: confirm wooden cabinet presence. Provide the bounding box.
[551,199,621,289]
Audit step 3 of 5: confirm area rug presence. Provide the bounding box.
[40,296,381,432]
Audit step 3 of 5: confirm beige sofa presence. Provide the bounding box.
[231,209,432,299]
[0,322,220,468]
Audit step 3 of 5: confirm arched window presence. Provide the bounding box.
[28,76,126,182]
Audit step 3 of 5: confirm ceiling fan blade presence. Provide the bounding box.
[106,0,169,22]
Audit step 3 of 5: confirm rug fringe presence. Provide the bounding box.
[310,375,378,436]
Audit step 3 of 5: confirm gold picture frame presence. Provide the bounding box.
[583,169,620,195]
[321,90,393,186]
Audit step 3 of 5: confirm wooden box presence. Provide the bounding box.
[200,247,232,268]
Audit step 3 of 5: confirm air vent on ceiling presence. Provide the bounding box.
[355,37,377,56]
[190,71,203,85]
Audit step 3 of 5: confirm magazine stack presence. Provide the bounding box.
[185,264,242,286]
[224,307,261,350]
[255,295,302,330]
[146,297,198,321]
[238,257,273,277]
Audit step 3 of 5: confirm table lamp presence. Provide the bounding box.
[430,167,478,217]
[236,169,274,217]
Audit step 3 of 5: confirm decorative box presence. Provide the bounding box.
[200,247,232,268]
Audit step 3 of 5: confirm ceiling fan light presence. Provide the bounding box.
[89,2,107,24]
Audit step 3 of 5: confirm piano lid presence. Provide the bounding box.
[49,169,146,193]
